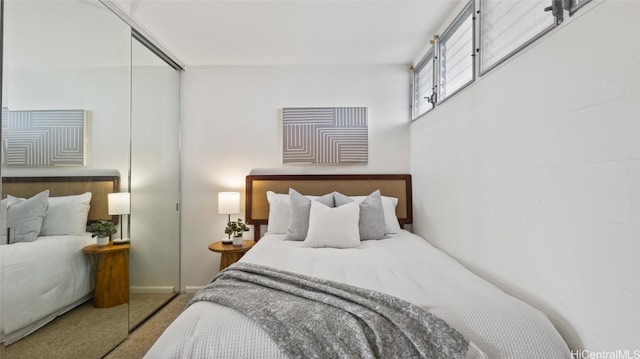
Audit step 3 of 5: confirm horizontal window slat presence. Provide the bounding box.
[439,4,474,100]
[480,0,556,74]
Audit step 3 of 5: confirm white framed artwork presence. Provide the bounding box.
[282,107,368,164]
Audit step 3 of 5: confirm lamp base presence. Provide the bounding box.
[112,238,130,244]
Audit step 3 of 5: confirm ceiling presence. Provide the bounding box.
[112,0,460,66]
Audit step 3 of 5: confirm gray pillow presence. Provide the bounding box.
[7,190,49,243]
[335,190,387,241]
[285,188,334,241]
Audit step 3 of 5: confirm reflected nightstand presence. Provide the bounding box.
[83,242,130,308]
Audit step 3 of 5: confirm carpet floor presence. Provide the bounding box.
[129,292,178,331]
[4,300,128,359]
[2,293,192,359]
[105,293,193,359]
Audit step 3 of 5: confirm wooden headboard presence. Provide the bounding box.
[2,175,120,222]
[246,174,412,240]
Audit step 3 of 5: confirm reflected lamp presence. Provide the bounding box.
[108,192,130,243]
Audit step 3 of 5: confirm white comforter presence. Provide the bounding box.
[0,233,95,344]
[147,231,571,358]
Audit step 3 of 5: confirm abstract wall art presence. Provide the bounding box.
[2,109,86,167]
[282,107,368,164]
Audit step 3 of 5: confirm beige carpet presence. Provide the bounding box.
[4,300,128,359]
[3,293,192,359]
[129,292,177,331]
[105,293,193,359]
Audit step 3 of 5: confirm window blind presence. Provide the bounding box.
[480,0,557,74]
[413,50,435,119]
[438,3,474,101]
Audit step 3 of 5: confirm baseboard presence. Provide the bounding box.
[184,286,204,293]
[129,286,176,294]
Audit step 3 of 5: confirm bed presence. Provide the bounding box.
[146,174,571,359]
[0,174,120,345]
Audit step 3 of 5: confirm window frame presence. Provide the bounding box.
[410,0,574,122]
[437,1,475,104]
[566,0,592,16]
[478,0,561,76]
[411,48,436,121]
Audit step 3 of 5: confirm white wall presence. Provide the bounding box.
[2,0,131,184]
[180,64,410,289]
[410,0,639,352]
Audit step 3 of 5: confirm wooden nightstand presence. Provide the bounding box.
[83,242,130,308]
[208,240,255,270]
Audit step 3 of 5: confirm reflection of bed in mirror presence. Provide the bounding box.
[0,174,120,345]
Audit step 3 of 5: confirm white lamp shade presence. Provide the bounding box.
[108,192,131,215]
[218,192,240,215]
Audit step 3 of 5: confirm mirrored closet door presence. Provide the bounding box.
[0,0,182,357]
[129,36,181,330]
[0,0,131,357]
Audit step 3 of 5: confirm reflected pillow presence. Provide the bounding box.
[0,198,7,245]
[41,192,92,236]
[285,189,334,241]
[6,190,49,243]
[334,190,386,241]
[0,197,24,244]
[304,200,360,249]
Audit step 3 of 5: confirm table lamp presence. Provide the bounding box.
[218,192,240,244]
[108,192,130,244]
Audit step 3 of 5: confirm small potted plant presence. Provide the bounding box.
[225,218,249,246]
[87,220,117,246]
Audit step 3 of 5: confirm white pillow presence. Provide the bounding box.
[40,192,92,236]
[304,200,360,249]
[381,196,401,234]
[266,191,290,234]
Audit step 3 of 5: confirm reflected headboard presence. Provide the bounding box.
[2,175,120,222]
[246,174,412,240]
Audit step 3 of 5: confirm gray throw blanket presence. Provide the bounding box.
[189,262,469,359]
